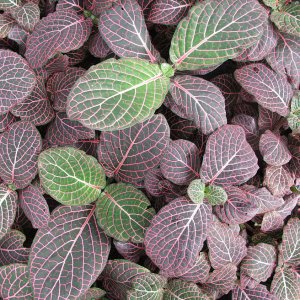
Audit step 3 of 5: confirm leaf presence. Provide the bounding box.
[207,221,247,269]
[0,121,42,189]
[18,184,50,229]
[97,114,169,185]
[164,279,210,300]
[96,183,155,243]
[88,31,111,58]
[271,267,300,300]
[234,63,293,117]
[271,2,300,37]
[38,146,106,205]
[0,230,30,266]
[0,0,21,10]
[78,288,106,300]
[29,205,111,300]
[200,125,259,186]
[281,218,300,266]
[0,112,16,133]
[169,75,227,134]
[56,0,84,13]
[258,106,281,132]
[148,0,194,25]
[0,13,15,39]
[160,139,200,185]
[288,90,300,133]
[10,2,40,32]
[240,243,277,283]
[232,284,277,300]
[127,273,167,300]
[215,186,258,225]
[145,197,212,277]
[261,211,284,233]
[46,67,86,112]
[204,185,227,206]
[169,0,267,70]
[25,9,92,68]
[45,112,95,146]
[113,240,144,263]
[11,76,55,126]
[0,49,36,114]
[0,185,17,240]
[86,0,116,15]
[187,179,205,204]
[262,0,285,10]
[0,264,32,299]
[289,145,300,178]
[67,58,171,131]
[263,165,294,197]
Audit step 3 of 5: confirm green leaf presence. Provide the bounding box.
[96,183,155,243]
[127,273,167,300]
[67,58,171,131]
[204,185,228,206]
[271,2,300,37]
[169,0,267,70]
[38,147,106,205]
[288,90,300,133]
[262,0,286,10]
[187,179,205,204]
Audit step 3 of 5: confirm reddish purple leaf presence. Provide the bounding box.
[169,75,227,135]
[164,92,192,120]
[47,67,86,112]
[0,13,15,39]
[18,184,50,229]
[145,197,212,277]
[264,165,294,197]
[240,272,260,289]
[234,63,293,116]
[97,114,170,186]
[0,121,42,189]
[29,205,111,299]
[0,112,16,133]
[160,139,200,185]
[276,194,299,219]
[289,145,300,178]
[7,24,28,55]
[148,0,194,25]
[73,139,99,158]
[10,77,55,126]
[233,284,277,300]
[207,221,247,269]
[0,230,30,266]
[0,49,36,115]
[113,240,144,263]
[138,0,154,16]
[200,125,259,186]
[259,130,292,166]
[98,0,161,62]
[66,44,88,66]
[25,9,92,68]
[233,101,258,118]
[258,106,282,132]
[88,31,111,58]
[56,0,84,13]
[87,0,115,15]
[261,211,284,233]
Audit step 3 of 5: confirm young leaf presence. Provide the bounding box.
[98,0,161,62]
[0,49,36,114]
[145,197,212,277]
[204,185,227,206]
[200,125,259,186]
[169,0,267,70]
[0,121,42,189]
[160,139,200,185]
[25,9,92,68]
[67,58,171,131]
[96,183,155,243]
[0,230,30,266]
[169,75,227,134]
[187,179,205,204]
[97,114,169,185]
[113,240,144,263]
[288,90,300,133]
[234,63,293,116]
[29,205,111,300]
[38,147,106,205]
[233,284,277,300]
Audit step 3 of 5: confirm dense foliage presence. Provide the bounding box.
[0,0,299,299]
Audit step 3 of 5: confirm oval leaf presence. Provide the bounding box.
[204,185,228,206]
[187,179,205,204]
[113,240,144,263]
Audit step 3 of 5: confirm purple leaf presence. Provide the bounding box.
[289,145,300,178]
[261,211,284,233]
[0,112,16,133]
[234,63,293,117]
[200,125,259,186]
[45,112,95,146]
[29,205,111,299]
[233,284,277,300]
[276,194,299,221]
[98,114,170,186]
[160,139,200,185]
[148,0,194,25]
[56,0,84,13]
[78,288,106,300]
[10,77,55,126]
[18,184,50,229]
[0,49,36,114]
[6,24,28,55]
[88,31,111,58]
[0,13,15,39]
[145,197,212,277]
[47,67,86,112]
[0,121,42,189]
[233,101,258,118]
[207,221,247,269]
[240,243,277,283]
[113,240,144,263]
[86,0,115,15]
[263,165,294,197]
[169,75,227,135]
[164,92,192,120]
[67,44,88,66]
[258,106,282,132]
[25,9,92,68]
[98,0,161,62]
[0,230,30,266]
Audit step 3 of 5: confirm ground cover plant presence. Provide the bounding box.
[0,0,299,299]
